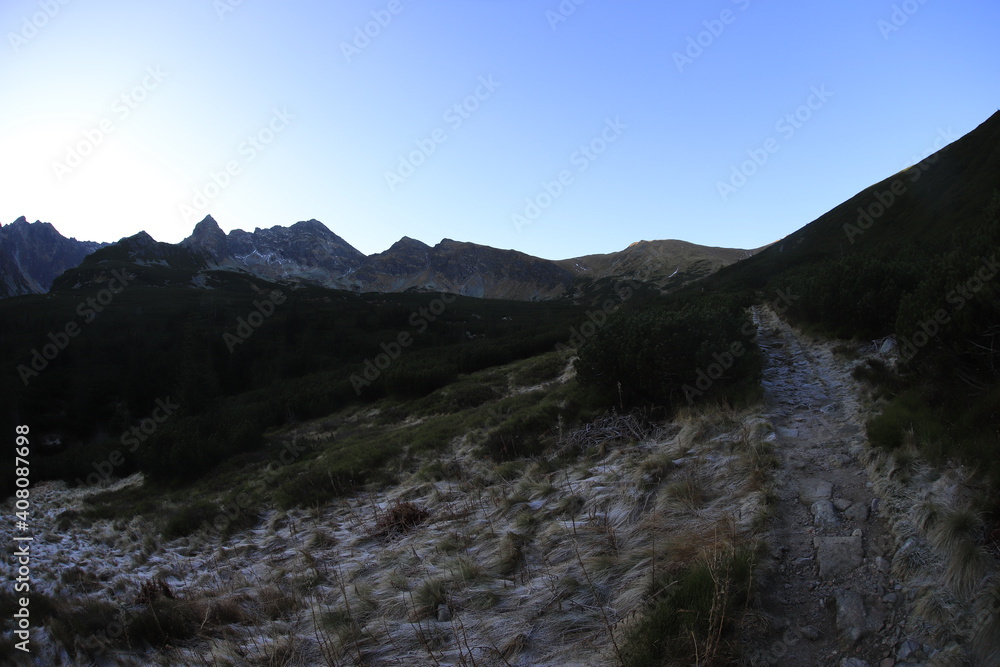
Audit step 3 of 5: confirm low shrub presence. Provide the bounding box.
[620,546,757,666]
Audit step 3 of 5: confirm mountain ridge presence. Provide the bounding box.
[0,217,108,298]
[2,215,756,301]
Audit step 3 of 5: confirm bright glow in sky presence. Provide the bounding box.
[1,0,998,259]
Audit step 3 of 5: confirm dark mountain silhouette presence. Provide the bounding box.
[0,217,107,298]
[42,215,753,301]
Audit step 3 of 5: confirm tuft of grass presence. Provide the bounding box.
[915,500,942,533]
[126,597,203,649]
[620,545,757,667]
[413,578,448,619]
[945,539,988,598]
[258,586,300,620]
[931,508,983,553]
[415,459,463,482]
[496,532,529,577]
[663,474,706,509]
[973,577,1000,664]
[436,531,471,554]
[914,586,960,629]
[466,589,499,610]
[887,445,920,481]
[493,460,524,482]
[452,556,486,585]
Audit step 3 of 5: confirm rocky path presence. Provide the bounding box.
[751,306,906,667]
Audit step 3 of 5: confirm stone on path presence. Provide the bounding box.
[834,589,868,643]
[846,502,870,522]
[811,500,841,529]
[841,659,871,667]
[799,478,833,505]
[814,535,863,579]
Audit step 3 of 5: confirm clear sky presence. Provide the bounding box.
[1,0,997,260]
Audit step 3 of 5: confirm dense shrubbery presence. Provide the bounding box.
[769,248,926,338]
[575,296,761,412]
[844,195,1000,485]
[0,285,584,493]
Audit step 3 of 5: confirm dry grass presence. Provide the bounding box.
[6,380,776,665]
[372,500,430,537]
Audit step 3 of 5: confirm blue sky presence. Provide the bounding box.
[1,0,997,260]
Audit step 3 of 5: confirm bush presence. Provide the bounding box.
[162,500,218,539]
[576,299,760,411]
[482,403,559,461]
[511,352,566,387]
[620,546,757,666]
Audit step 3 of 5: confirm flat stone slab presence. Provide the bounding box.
[811,500,841,529]
[799,478,833,505]
[835,589,868,643]
[814,535,863,579]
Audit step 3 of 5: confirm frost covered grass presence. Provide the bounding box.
[0,355,774,665]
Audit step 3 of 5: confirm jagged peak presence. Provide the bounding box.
[187,215,226,239]
[195,214,222,230]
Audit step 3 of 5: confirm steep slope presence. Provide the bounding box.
[703,110,1000,294]
[0,217,106,298]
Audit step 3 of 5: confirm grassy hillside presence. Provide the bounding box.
[705,111,1000,299]
[0,273,594,494]
[692,111,1000,495]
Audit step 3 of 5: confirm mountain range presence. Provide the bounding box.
[0,217,107,298]
[0,215,757,301]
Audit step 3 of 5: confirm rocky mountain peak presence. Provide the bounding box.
[0,218,107,297]
[289,219,333,235]
[183,216,229,262]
